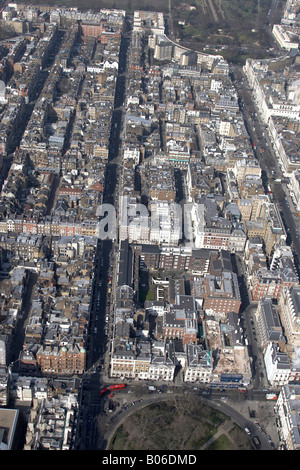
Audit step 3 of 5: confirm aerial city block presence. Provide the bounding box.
[0,0,299,452]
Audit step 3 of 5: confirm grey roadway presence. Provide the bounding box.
[232,64,300,272]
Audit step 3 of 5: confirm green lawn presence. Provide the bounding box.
[206,433,233,450]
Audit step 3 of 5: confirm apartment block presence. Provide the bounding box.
[36,344,86,375]
[264,342,291,387]
[278,285,300,348]
[184,343,212,383]
[193,272,241,317]
[255,297,284,349]
[275,383,300,450]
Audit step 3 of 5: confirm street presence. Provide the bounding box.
[232,63,300,272]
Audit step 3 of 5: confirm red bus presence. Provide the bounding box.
[110,384,126,391]
[99,384,126,396]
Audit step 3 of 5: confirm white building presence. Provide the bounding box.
[264,342,291,386]
[110,341,176,381]
[243,59,300,126]
[149,201,182,245]
[119,195,150,243]
[10,375,48,402]
[147,342,175,382]
[2,5,15,19]
[228,226,247,252]
[0,81,7,104]
[184,343,212,383]
[272,24,299,50]
[288,169,300,212]
[123,146,140,165]
[145,300,166,317]
[187,202,231,250]
[278,285,300,348]
[275,383,300,450]
[0,340,6,365]
[133,10,165,35]
[270,245,295,270]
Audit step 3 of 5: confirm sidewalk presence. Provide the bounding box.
[225,397,279,446]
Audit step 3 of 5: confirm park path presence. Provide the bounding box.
[200,419,236,450]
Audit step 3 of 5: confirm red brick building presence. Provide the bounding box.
[36,344,86,375]
[251,268,299,302]
[193,272,241,315]
[163,309,198,345]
